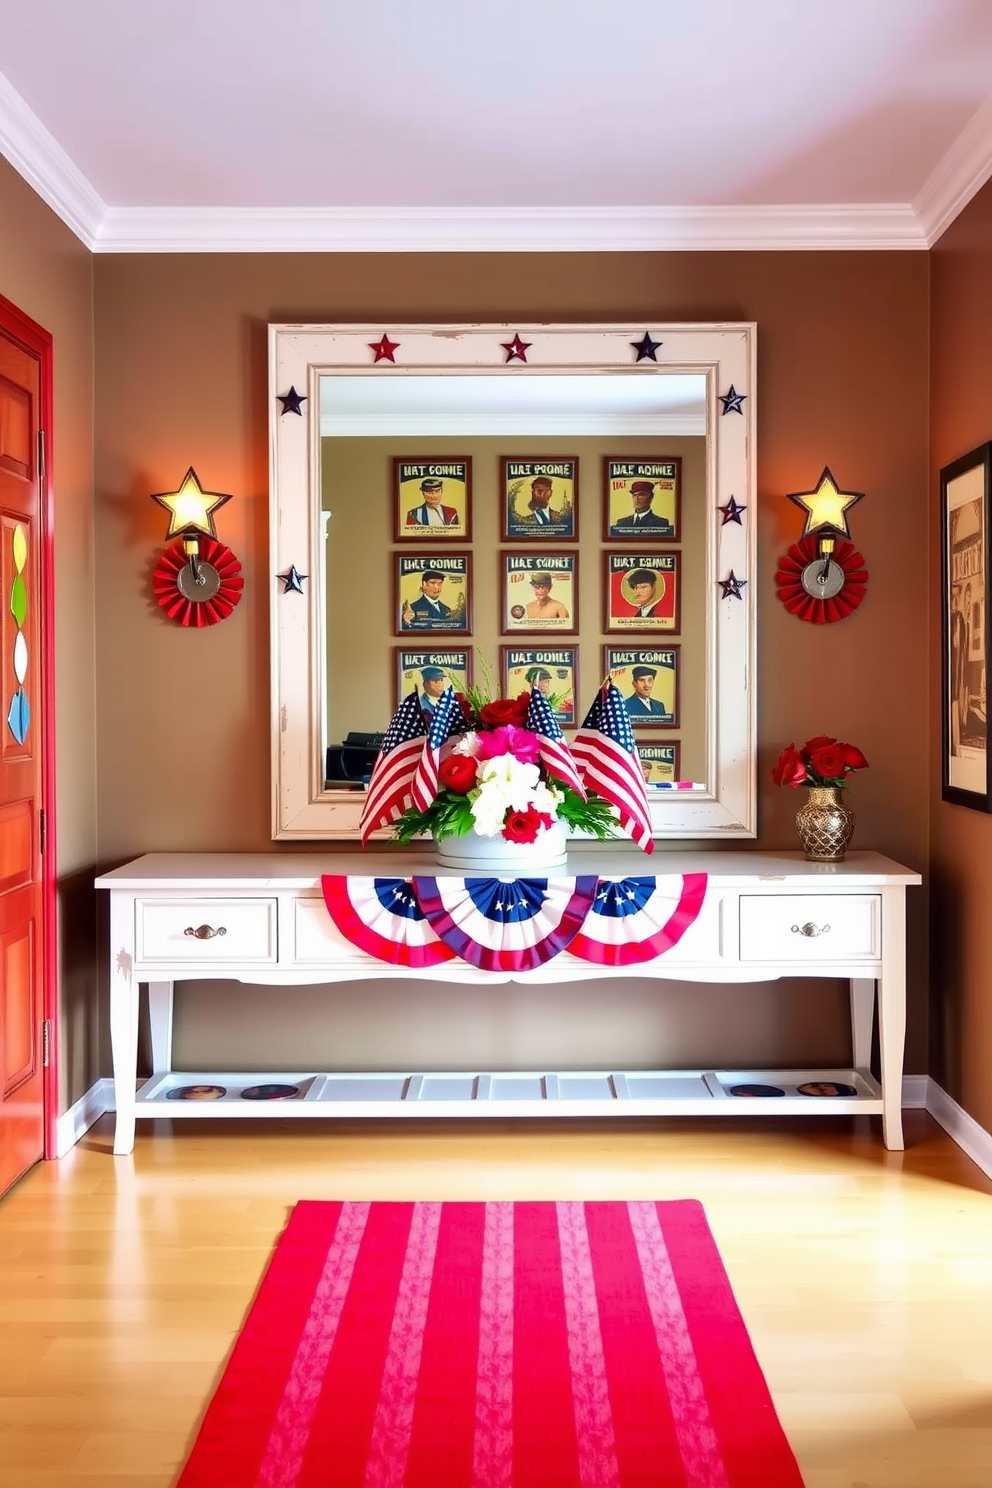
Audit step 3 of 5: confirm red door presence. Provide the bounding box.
[0,294,53,1195]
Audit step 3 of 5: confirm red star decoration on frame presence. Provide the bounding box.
[501,333,532,364]
[369,334,400,363]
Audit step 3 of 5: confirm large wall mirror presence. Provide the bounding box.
[269,323,756,840]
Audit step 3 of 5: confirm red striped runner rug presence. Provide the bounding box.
[177,1199,803,1488]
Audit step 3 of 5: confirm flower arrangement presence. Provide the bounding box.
[772,734,869,790]
[391,679,618,846]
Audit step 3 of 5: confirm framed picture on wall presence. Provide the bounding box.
[394,458,472,541]
[635,741,681,785]
[941,443,992,811]
[603,552,681,633]
[501,457,578,539]
[603,645,680,727]
[500,645,578,726]
[603,457,681,541]
[395,553,472,636]
[394,648,472,715]
[501,552,578,634]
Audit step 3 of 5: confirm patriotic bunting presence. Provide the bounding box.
[568,874,708,965]
[359,691,427,845]
[320,876,455,967]
[572,683,654,854]
[413,875,599,972]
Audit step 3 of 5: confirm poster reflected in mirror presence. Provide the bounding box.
[604,645,680,727]
[500,645,577,726]
[501,552,578,634]
[604,457,680,540]
[394,458,472,541]
[501,457,578,540]
[395,553,472,636]
[395,648,473,717]
[941,443,991,811]
[636,741,681,784]
[604,552,681,633]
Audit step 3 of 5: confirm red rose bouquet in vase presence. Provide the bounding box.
[772,735,869,861]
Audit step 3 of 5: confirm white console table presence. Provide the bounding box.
[96,849,921,1155]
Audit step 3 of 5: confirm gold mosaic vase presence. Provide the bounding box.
[795,786,855,862]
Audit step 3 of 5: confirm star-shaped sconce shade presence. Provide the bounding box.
[501,333,531,363]
[151,467,231,541]
[786,466,864,545]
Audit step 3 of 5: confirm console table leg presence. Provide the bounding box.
[108,891,137,1156]
[878,887,907,1151]
[148,981,175,1074]
[850,977,875,1073]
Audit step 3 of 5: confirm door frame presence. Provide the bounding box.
[0,291,57,1158]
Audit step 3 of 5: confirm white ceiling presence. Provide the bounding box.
[3,0,992,252]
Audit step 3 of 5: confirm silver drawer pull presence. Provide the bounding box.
[791,922,830,938]
[184,924,227,940]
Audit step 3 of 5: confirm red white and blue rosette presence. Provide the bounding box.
[320,876,456,967]
[567,874,708,965]
[412,875,599,972]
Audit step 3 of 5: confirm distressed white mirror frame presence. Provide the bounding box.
[269,322,756,841]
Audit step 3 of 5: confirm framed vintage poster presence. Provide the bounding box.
[394,458,472,541]
[603,645,680,727]
[501,552,578,635]
[941,443,992,811]
[603,457,681,541]
[604,552,681,633]
[394,553,472,636]
[636,741,681,785]
[500,645,578,726]
[501,457,578,540]
[394,647,472,716]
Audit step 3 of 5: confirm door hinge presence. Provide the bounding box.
[39,807,46,855]
[42,1019,52,1068]
[37,428,46,488]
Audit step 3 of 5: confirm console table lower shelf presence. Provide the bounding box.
[135,1065,883,1119]
[95,848,922,1155]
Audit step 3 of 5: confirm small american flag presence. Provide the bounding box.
[572,683,654,853]
[359,691,428,845]
[525,686,586,799]
[411,685,467,812]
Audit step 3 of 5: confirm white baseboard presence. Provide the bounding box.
[55,1078,114,1157]
[924,1078,992,1181]
[902,1074,929,1108]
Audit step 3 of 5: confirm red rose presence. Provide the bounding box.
[802,734,836,753]
[502,806,553,844]
[455,693,474,724]
[438,754,478,795]
[771,745,807,788]
[840,743,869,770]
[479,693,530,728]
[809,743,845,780]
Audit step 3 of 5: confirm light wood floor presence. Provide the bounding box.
[1,1111,991,1487]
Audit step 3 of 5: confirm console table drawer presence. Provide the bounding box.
[739,894,879,962]
[135,898,278,964]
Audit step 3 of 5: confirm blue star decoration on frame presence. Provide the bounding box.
[718,495,747,525]
[277,386,307,417]
[718,385,746,416]
[369,334,400,363]
[631,331,662,362]
[718,571,747,600]
[501,333,531,363]
[279,565,308,595]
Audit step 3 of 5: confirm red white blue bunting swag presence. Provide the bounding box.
[320,876,455,968]
[413,875,599,973]
[321,873,708,970]
[568,874,709,965]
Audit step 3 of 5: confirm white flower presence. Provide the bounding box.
[478,753,540,807]
[532,780,563,818]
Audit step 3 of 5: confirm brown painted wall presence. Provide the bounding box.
[94,251,931,1074]
[931,179,992,1129]
[0,157,98,1107]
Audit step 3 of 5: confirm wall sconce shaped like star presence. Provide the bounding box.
[150,467,243,627]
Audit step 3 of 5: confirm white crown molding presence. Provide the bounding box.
[0,71,104,248]
[915,94,992,247]
[92,202,927,254]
